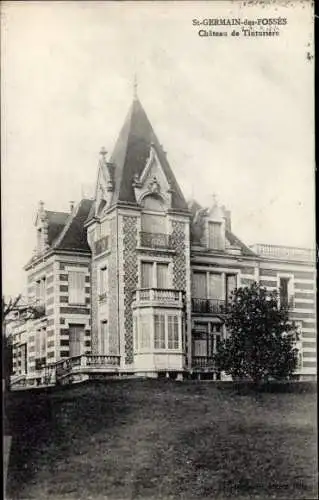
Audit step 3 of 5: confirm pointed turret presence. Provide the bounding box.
[109,97,188,211]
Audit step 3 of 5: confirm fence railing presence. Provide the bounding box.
[140,232,172,249]
[192,298,225,314]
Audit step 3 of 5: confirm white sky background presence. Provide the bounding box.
[1,0,315,297]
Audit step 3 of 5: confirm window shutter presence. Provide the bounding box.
[35,331,41,357]
[100,268,107,294]
[208,274,223,300]
[69,271,85,304]
[154,315,165,349]
[208,222,222,250]
[156,263,169,289]
[192,272,206,298]
[168,316,179,349]
[100,321,108,354]
[141,262,153,288]
[69,325,84,357]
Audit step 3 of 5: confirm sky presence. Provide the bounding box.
[1,0,315,297]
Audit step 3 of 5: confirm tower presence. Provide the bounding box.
[86,96,191,376]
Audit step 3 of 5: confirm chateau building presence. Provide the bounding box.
[10,95,316,388]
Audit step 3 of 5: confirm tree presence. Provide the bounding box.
[2,295,43,391]
[214,283,299,384]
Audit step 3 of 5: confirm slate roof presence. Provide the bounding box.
[25,199,93,268]
[52,199,93,252]
[188,200,256,257]
[45,211,69,245]
[109,97,188,210]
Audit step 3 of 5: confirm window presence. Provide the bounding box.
[35,329,46,369]
[141,261,169,289]
[156,263,169,288]
[141,262,153,288]
[69,324,84,357]
[141,195,165,212]
[208,274,223,300]
[279,277,289,308]
[154,314,165,349]
[192,323,208,357]
[36,277,46,304]
[100,321,108,354]
[69,271,85,305]
[140,316,150,349]
[226,274,237,302]
[35,329,46,358]
[99,267,107,295]
[20,344,27,374]
[208,222,223,250]
[168,316,179,350]
[192,272,207,298]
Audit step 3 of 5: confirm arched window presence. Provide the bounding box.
[141,194,164,212]
[141,194,166,235]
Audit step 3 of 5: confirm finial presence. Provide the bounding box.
[100,147,107,159]
[133,73,138,100]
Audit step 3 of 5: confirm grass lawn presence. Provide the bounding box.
[5,380,317,500]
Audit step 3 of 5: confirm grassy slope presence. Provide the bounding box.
[5,380,317,500]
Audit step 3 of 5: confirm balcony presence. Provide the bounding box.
[55,354,120,382]
[139,232,172,250]
[94,236,109,256]
[192,298,225,314]
[192,356,215,369]
[133,288,184,308]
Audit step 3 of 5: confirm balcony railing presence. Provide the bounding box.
[139,232,172,249]
[134,288,183,305]
[251,244,315,262]
[192,298,225,314]
[55,354,120,380]
[94,236,109,256]
[192,356,215,368]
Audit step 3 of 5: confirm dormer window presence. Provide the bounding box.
[208,221,224,250]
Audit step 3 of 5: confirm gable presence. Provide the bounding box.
[133,144,173,210]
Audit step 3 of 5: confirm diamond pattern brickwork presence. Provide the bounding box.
[123,216,138,364]
[90,261,99,353]
[108,218,119,354]
[171,220,186,291]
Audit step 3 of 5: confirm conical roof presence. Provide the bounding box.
[109,97,188,210]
